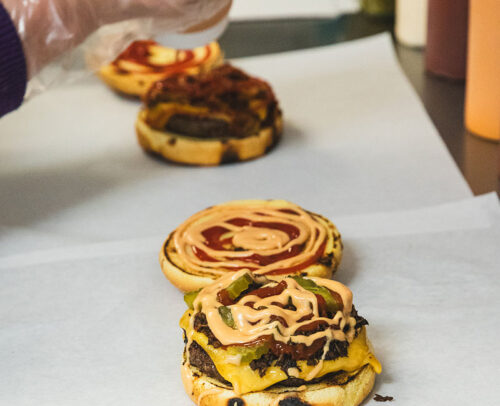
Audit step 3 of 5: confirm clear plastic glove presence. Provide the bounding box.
[2,0,231,79]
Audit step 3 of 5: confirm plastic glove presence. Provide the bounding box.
[2,0,231,78]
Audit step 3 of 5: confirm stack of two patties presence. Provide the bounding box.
[99,40,283,166]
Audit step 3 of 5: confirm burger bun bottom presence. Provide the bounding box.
[182,363,376,406]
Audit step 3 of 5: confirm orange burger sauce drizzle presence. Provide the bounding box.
[172,202,329,277]
[215,280,342,361]
[112,40,212,74]
[199,218,325,274]
[188,271,357,381]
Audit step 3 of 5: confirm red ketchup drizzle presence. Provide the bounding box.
[193,217,303,271]
[216,289,234,306]
[191,246,218,262]
[114,40,155,64]
[245,280,288,299]
[201,226,231,250]
[193,216,326,275]
[192,217,325,274]
[295,320,330,334]
[226,218,300,239]
[221,282,331,356]
[314,294,328,317]
[238,335,327,360]
[112,40,210,74]
[266,240,326,275]
[240,244,303,266]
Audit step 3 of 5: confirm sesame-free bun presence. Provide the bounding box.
[182,363,376,406]
[136,110,282,166]
[160,200,343,292]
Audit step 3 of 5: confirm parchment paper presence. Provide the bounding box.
[229,0,359,21]
[0,35,472,256]
[1,193,496,270]
[1,194,498,405]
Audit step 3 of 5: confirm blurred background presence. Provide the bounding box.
[218,0,499,195]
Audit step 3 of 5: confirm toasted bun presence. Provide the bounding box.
[182,363,376,406]
[160,200,342,292]
[98,65,168,98]
[98,41,222,97]
[160,232,215,292]
[136,110,282,166]
[160,231,335,293]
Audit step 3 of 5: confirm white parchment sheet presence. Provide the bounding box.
[1,194,499,405]
[229,0,359,21]
[0,193,496,270]
[0,35,471,256]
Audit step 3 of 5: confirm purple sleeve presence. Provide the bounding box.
[0,2,27,117]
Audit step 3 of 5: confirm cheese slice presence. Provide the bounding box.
[181,311,381,394]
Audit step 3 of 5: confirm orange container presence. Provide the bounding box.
[465,0,500,141]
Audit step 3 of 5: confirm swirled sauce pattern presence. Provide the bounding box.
[182,270,381,394]
[181,271,381,395]
[169,200,341,277]
[192,270,355,348]
[112,40,220,75]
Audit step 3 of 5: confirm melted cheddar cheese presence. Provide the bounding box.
[181,311,381,394]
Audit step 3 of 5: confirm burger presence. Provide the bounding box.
[136,64,283,165]
[180,270,381,406]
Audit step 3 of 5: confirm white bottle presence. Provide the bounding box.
[395,0,428,48]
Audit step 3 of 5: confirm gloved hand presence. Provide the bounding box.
[2,0,231,78]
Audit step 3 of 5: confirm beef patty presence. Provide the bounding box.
[188,341,230,386]
[187,340,362,389]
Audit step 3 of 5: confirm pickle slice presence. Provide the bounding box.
[227,343,270,363]
[226,272,254,300]
[291,276,342,314]
[218,306,235,328]
[184,289,201,310]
